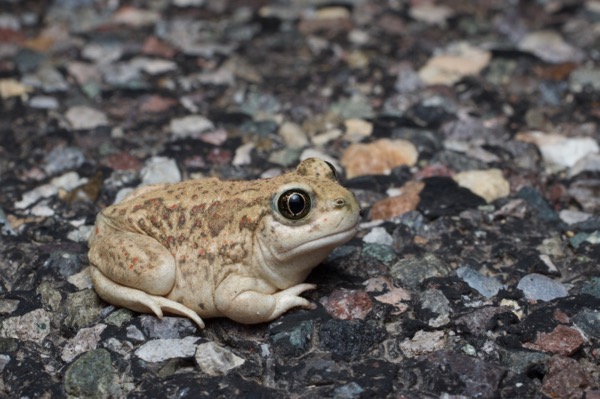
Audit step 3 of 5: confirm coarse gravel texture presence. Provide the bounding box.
[1,0,600,398]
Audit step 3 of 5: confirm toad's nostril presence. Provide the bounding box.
[334,198,345,207]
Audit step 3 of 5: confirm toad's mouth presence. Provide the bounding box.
[278,222,360,256]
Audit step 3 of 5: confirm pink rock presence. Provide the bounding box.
[103,152,142,171]
[542,356,596,399]
[364,276,411,315]
[320,289,373,320]
[523,325,585,356]
[341,139,418,178]
[139,95,178,114]
[370,181,424,220]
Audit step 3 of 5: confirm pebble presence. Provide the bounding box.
[318,319,386,359]
[569,66,600,91]
[390,253,452,289]
[330,93,374,119]
[320,289,373,321]
[516,131,599,168]
[570,153,600,177]
[63,349,120,398]
[43,146,86,175]
[343,118,373,142]
[15,184,57,209]
[559,209,591,225]
[363,227,393,246]
[140,156,181,185]
[135,336,199,362]
[420,289,451,327]
[370,181,424,221]
[580,277,600,299]
[65,105,109,130]
[453,169,510,203]
[523,325,585,356]
[456,306,513,336]
[194,342,245,376]
[572,309,600,339]
[0,308,50,344]
[568,180,600,213]
[363,276,411,315]
[418,42,491,85]
[28,95,59,109]
[333,382,364,399]
[61,324,107,362]
[519,31,583,64]
[0,299,19,315]
[542,356,595,399]
[139,315,196,339]
[62,289,103,332]
[278,121,309,149]
[112,6,160,27]
[418,177,486,218]
[456,267,505,298]
[409,2,454,26]
[516,186,560,223]
[517,273,569,301]
[170,115,215,140]
[232,142,255,166]
[400,330,447,358]
[0,207,15,236]
[270,320,313,357]
[0,78,33,100]
[341,139,418,178]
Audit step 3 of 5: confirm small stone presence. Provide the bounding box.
[318,319,386,359]
[572,309,600,339]
[559,209,591,225]
[64,349,119,399]
[370,181,424,220]
[140,156,181,185]
[15,184,57,209]
[270,320,313,357]
[456,306,513,336]
[516,186,560,223]
[418,177,486,219]
[568,180,600,213]
[28,95,59,109]
[112,6,160,27]
[139,315,196,339]
[517,273,569,301]
[170,115,215,140]
[135,336,199,362]
[63,289,103,332]
[363,227,393,246]
[65,106,109,130]
[390,253,452,289]
[453,169,510,203]
[343,118,373,142]
[232,142,255,166]
[418,42,491,85]
[0,308,50,344]
[523,325,585,356]
[542,356,596,399]
[400,330,447,358]
[61,324,107,362]
[516,131,599,168]
[333,382,365,399]
[0,299,19,315]
[278,122,309,149]
[0,78,33,99]
[409,2,454,26]
[194,341,245,376]
[569,66,600,91]
[456,267,505,298]
[22,65,69,92]
[519,31,583,64]
[580,278,600,299]
[420,289,451,327]
[341,139,418,178]
[363,276,411,315]
[43,146,86,175]
[320,289,373,321]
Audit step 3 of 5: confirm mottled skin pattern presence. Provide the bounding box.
[88,158,360,328]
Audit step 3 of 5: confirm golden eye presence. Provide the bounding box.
[277,190,311,220]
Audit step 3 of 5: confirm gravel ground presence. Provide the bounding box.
[1,1,600,398]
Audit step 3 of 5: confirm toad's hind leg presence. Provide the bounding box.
[88,232,205,328]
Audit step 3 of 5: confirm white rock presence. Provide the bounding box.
[50,171,88,191]
[140,156,181,185]
[135,336,199,362]
[363,227,393,246]
[195,341,245,376]
[138,58,177,75]
[61,324,107,362]
[518,31,583,64]
[517,131,599,168]
[559,209,592,224]
[569,153,600,177]
[418,42,491,85]
[65,105,109,130]
[453,169,510,203]
[31,201,55,217]
[0,309,50,344]
[170,115,215,140]
[279,122,309,149]
[67,224,95,243]
[232,142,255,166]
[517,273,568,301]
[15,184,58,209]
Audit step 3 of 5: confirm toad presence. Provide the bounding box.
[88,158,360,328]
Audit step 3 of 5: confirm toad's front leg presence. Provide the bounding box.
[88,232,205,328]
[214,276,316,324]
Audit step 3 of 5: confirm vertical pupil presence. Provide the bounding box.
[288,193,305,215]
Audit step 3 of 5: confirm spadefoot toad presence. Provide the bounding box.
[88,158,360,328]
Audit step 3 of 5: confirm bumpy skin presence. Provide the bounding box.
[88,158,360,328]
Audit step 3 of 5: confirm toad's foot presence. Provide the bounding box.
[91,267,205,328]
[269,283,317,320]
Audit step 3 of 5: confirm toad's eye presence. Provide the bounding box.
[325,161,337,179]
[277,190,311,220]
